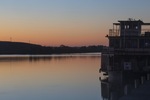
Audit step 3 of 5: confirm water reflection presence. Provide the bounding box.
[0,54,101,100]
[0,54,100,62]
[100,71,146,100]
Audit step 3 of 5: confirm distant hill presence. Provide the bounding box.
[0,41,49,54]
[0,41,104,54]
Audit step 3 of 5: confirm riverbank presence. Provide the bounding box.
[0,41,103,54]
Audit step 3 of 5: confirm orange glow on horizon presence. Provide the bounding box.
[0,19,108,46]
[0,0,149,46]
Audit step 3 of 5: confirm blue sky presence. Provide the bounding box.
[0,0,149,46]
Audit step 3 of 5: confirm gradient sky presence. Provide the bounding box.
[0,0,150,46]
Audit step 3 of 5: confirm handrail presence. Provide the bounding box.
[109,29,120,36]
[108,29,150,37]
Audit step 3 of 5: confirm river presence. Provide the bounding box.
[0,53,102,100]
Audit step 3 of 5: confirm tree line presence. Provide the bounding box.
[0,41,104,54]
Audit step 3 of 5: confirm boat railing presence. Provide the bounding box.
[102,47,114,54]
[109,29,120,36]
[113,48,150,55]
[108,29,150,37]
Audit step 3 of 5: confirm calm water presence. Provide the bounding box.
[0,53,102,100]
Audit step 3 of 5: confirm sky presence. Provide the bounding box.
[0,0,150,46]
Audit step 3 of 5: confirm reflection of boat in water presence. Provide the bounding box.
[100,19,150,100]
[100,72,131,100]
[100,71,150,100]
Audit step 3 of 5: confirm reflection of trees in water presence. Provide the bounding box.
[29,56,53,62]
[100,71,147,100]
[0,56,30,62]
[0,54,100,62]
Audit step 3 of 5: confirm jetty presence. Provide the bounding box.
[100,18,150,100]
